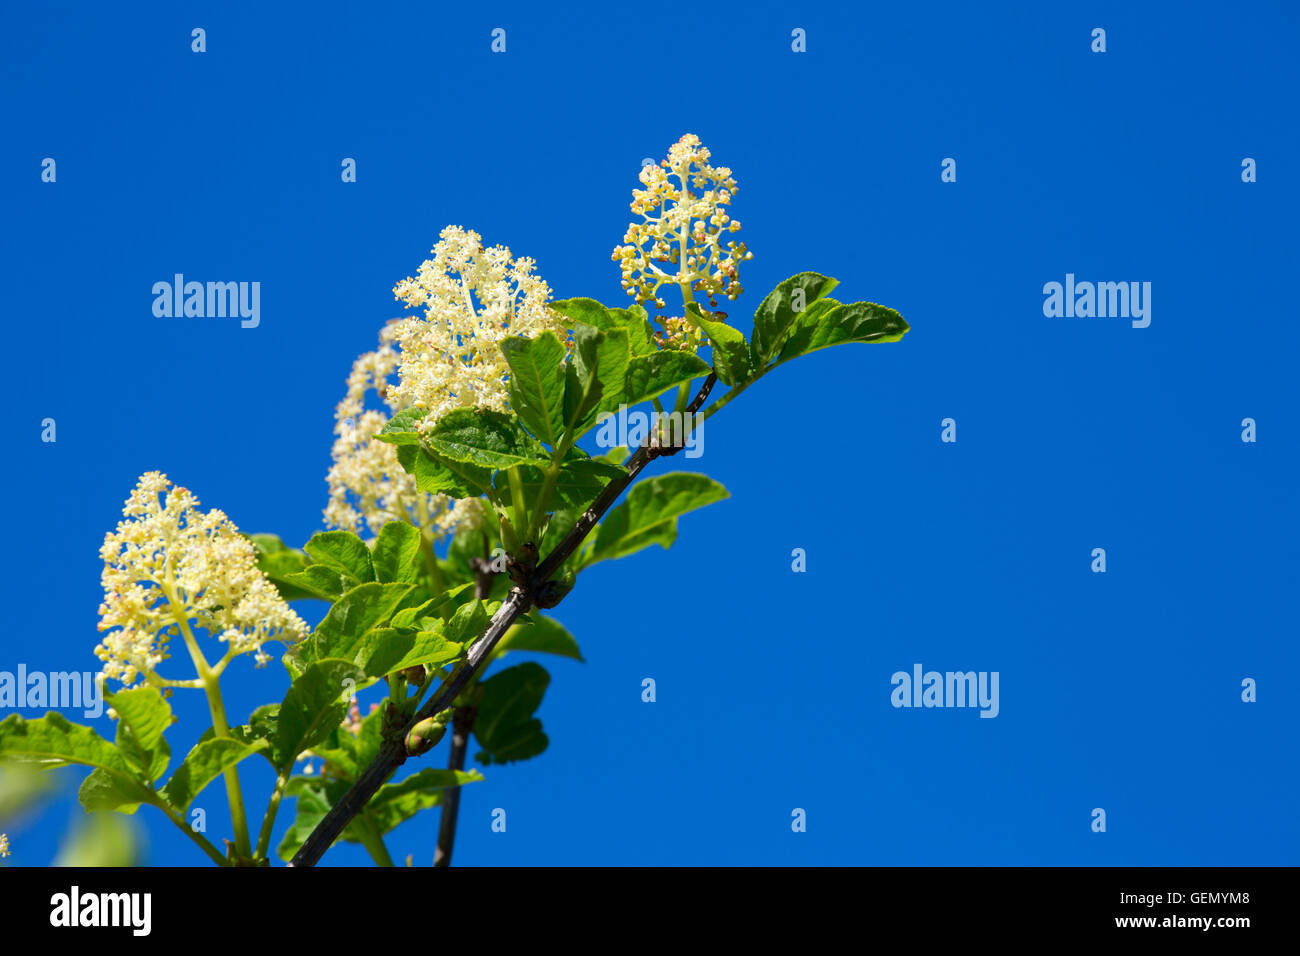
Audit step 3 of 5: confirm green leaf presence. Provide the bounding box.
[497,615,584,662]
[106,686,172,782]
[426,408,550,470]
[624,350,713,406]
[374,406,429,446]
[370,521,422,584]
[550,298,657,357]
[159,737,266,811]
[686,303,752,387]
[408,444,493,499]
[362,627,463,678]
[584,472,729,567]
[562,324,604,438]
[304,530,375,585]
[499,456,625,511]
[279,565,347,601]
[548,297,611,329]
[0,713,157,814]
[367,767,483,834]
[591,327,630,420]
[773,298,910,365]
[309,582,417,663]
[77,769,153,814]
[606,304,659,357]
[750,272,840,366]
[501,332,567,447]
[274,659,364,771]
[473,662,550,765]
[251,535,316,601]
[0,712,127,772]
[445,599,490,646]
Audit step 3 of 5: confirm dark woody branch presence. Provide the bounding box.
[289,374,717,867]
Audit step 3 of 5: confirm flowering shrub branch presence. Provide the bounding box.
[0,135,908,867]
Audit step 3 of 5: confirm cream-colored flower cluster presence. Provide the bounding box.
[0,833,9,859]
[96,472,308,687]
[325,321,491,538]
[612,134,753,309]
[387,225,567,429]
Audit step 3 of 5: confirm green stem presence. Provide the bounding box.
[507,467,530,542]
[156,798,230,866]
[355,816,394,866]
[254,773,290,862]
[167,589,252,860]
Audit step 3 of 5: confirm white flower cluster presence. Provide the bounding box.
[613,134,752,309]
[387,225,567,426]
[326,225,560,539]
[324,321,487,538]
[96,473,309,686]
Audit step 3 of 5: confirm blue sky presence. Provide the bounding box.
[1,1,1296,865]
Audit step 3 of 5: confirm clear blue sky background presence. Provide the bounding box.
[1,1,1296,865]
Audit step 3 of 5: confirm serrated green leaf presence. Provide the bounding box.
[501,332,567,447]
[106,686,171,782]
[584,472,728,567]
[367,767,482,834]
[562,324,604,438]
[279,565,347,600]
[308,582,417,663]
[370,521,422,584]
[751,272,840,365]
[305,530,375,585]
[445,599,490,646]
[773,299,910,366]
[77,768,152,814]
[374,406,429,446]
[685,303,752,386]
[409,445,493,498]
[426,408,550,470]
[624,349,713,406]
[497,615,584,662]
[361,626,462,678]
[473,662,550,766]
[274,659,364,771]
[159,737,266,811]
